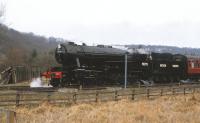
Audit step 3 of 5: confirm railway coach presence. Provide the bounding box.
[187,56,200,80]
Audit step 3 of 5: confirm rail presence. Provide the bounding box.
[0,85,199,107]
[0,86,57,92]
[1,81,199,91]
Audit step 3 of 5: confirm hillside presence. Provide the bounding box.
[0,24,63,67]
[127,44,200,56]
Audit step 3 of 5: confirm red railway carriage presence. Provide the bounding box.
[187,57,200,79]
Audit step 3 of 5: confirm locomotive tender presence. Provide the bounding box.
[49,42,200,87]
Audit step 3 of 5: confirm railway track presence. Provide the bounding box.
[77,82,200,90]
[0,81,200,92]
[0,85,58,92]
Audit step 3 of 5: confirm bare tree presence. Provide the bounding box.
[5,47,26,66]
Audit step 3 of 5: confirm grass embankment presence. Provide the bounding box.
[16,93,200,123]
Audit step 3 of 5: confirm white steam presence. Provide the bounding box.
[30,77,53,88]
[30,78,42,87]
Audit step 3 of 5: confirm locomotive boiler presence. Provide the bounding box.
[51,42,154,87]
[51,42,129,87]
[49,42,198,87]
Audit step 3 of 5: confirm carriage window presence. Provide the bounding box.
[191,62,194,68]
[195,61,198,68]
[160,64,167,67]
[172,65,179,68]
[142,62,148,66]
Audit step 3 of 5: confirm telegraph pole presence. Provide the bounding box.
[124,52,128,88]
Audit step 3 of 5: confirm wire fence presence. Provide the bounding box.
[0,65,47,84]
[15,66,43,82]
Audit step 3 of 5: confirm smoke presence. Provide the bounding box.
[30,78,42,87]
[112,45,129,51]
[30,77,53,88]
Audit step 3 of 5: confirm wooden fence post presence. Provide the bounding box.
[95,91,99,102]
[172,88,175,95]
[16,92,20,107]
[114,90,118,101]
[0,110,16,123]
[160,89,163,96]
[147,89,150,99]
[132,89,135,100]
[193,88,196,94]
[138,81,141,88]
[47,92,51,103]
[6,110,16,123]
[30,67,32,82]
[73,92,77,104]
[184,88,186,95]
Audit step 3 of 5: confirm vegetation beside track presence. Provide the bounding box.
[15,93,200,123]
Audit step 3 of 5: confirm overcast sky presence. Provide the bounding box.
[2,0,200,48]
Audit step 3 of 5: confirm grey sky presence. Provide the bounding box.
[2,0,200,48]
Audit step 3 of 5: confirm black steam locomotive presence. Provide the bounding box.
[49,42,189,87]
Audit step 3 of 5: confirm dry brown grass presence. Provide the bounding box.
[15,93,200,123]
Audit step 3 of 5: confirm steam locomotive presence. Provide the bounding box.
[49,42,200,87]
